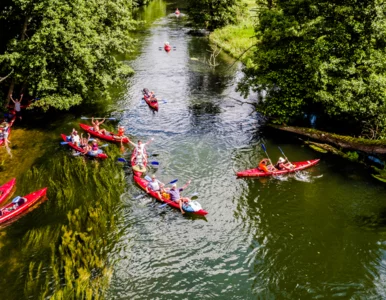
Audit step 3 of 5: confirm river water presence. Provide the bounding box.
[1,0,386,299]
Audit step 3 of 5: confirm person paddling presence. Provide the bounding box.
[91,117,107,135]
[10,93,23,121]
[275,157,294,171]
[71,129,80,146]
[258,158,276,173]
[167,181,192,214]
[146,174,163,199]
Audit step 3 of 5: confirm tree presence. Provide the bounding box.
[188,0,246,32]
[238,0,386,138]
[0,0,137,110]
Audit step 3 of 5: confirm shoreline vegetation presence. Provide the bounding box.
[192,0,386,181]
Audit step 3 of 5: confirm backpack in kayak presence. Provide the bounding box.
[182,200,202,212]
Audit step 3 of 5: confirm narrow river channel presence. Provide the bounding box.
[0,1,386,299]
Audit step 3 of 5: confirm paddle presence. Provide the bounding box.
[144,175,178,185]
[80,117,116,120]
[117,157,159,165]
[61,137,96,145]
[261,144,274,169]
[158,192,199,208]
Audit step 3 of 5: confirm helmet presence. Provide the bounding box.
[278,157,285,163]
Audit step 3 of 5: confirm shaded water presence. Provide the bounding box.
[0,0,386,299]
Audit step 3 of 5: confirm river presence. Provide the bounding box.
[0,0,386,299]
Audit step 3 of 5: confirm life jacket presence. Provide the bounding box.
[259,161,270,173]
[118,128,124,136]
[92,144,98,151]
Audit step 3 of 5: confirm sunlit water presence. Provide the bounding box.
[0,1,385,299]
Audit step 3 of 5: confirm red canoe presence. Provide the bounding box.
[133,176,208,216]
[131,150,147,177]
[0,178,16,205]
[143,95,159,111]
[0,187,47,224]
[164,45,172,52]
[236,159,320,177]
[61,134,108,159]
[79,123,129,143]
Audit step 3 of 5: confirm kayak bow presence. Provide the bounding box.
[0,178,16,205]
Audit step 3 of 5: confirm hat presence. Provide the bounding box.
[152,175,156,179]
[172,184,177,188]
[278,157,285,163]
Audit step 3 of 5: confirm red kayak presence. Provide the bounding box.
[79,123,129,143]
[236,159,320,177]
[0,187,47,225]
[131,150,147,177]
[0,178,16,205]
[133,176,208,216]
[143,95,159,111]
[61,134,108,159]
[164,45,172,52]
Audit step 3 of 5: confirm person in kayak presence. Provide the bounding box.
[128,138,153,167]
[91,117,107,135]
[149,91,158,103]
[1,122,10,147]
[258,158,276,173]
[146,175,163,198]
[80,133,91,149]
[275,157,294,171]
[175,8,180,14]
[88,140,101,156]
[113,125,128,146]
[10,93,23,120]
[71,129,80,146]
[167,181,192,214]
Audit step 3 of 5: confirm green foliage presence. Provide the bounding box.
[238,0,386,137]
[0,0,137,109]
[188,0,246,31]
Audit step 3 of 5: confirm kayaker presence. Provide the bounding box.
[88,140,100,156]
[128,138,153,166]
[143,88,151,98]
[150,91,158,103]
[80,133,91,149]
[175,8,180,14]
[1,122,10,147]
[10,93,23,121]
[91,117,107,135]
[71,129,80,146]
[275,157,294,171]
[146,175,163,199]
[258,158,276,173]
[167,181,191,214]
[114,126,128,145]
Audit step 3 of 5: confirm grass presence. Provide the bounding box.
[209,0,257,63]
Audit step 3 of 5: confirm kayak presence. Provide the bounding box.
[0,178,16,205]
[0,187,47,225]
[143,95,159,111]
[61,134,108,159]
[131,150,147,177]
[133,176,208,216]
[164,45,172,52]
[79,123,129,143]
[236,159,320,177]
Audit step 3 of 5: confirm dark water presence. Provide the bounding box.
[0,0,386,299]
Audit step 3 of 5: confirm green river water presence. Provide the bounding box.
[0,1,386,299]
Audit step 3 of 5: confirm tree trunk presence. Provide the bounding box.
[269,124,386,154]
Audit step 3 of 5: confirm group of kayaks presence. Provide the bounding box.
[0,178,47,225]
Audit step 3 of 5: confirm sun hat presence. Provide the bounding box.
[278,157,285,163]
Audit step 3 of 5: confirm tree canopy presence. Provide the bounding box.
[188,0,246,32]
[238,0,386,138]
[0,0,137,110]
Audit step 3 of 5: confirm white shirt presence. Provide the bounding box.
[15,102,21,111]
[72,134,80,144]
[148,180,160,191]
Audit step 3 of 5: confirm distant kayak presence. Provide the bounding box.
[133,176,208,216]
[61,134,108,159]
[79,123,129,143]
[164,45,172,52]
[236,159,320,177]
[0,178,16,206]
[0,187,47,225]
[143,95,159,111]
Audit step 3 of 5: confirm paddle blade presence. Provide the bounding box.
[150,161,159,165]
[100,144,109,148]
[190,192,198,198]
[80,117,88,120]
[60,142,69,145]
[167,179,178,185]
[261,144,267,152]
[107,118,117,120]
[118,157,127,163]
[144,175,152,182]
[162,100,167,104]
[159,203,168,208]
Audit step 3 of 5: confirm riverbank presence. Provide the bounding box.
[208,0,257,63]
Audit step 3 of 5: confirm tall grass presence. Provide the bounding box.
[209,0,257,63]
[0,143,127,299]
